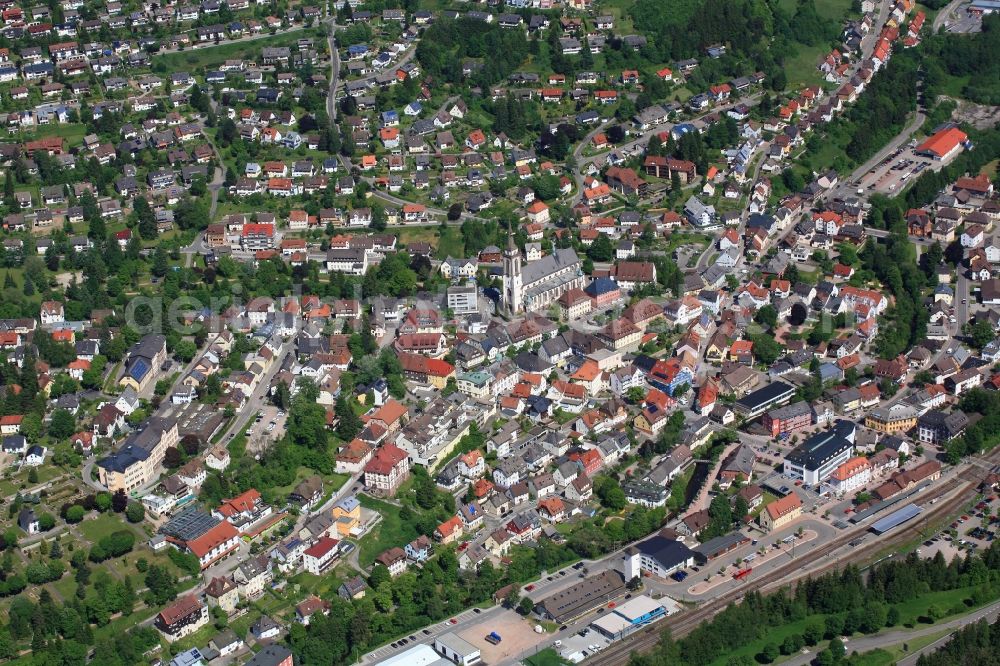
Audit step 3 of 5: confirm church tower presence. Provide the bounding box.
[502,227,523,315]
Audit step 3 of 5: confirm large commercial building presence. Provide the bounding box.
[159,507,242,569]
[762,401,814,437]
[733,381,796,419]
[828,456,872,496]
[783,420,856,485]
[621,535,696,579]
[590,595,673,641]
[433,633,481,666]
[96,416,179,493]
[446,284,479,315]
[865,404,918,434]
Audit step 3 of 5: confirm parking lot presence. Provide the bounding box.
[857,146,938,196]
[456,612,550,664]
[917,494,999,562]
[245,404,287,455]
[943,11,982,33]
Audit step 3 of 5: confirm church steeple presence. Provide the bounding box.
[506,224,517,253]
[502,224,523,315]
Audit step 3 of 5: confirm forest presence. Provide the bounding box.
[856,196,928,360]
[415,17,530,89]
[922,14,1000,105]
[631,545,1000,666]
[629,0,840,92]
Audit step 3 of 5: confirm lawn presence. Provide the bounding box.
[77,513,137,542]
[170,621,219,654]
[270,468,349,501]
[783,42,828,90]
[15,123,88,146]
[751,491,782,519]
[778,0,852,20]
[893,585,978,626]
[982,159,999,179]
[436,227,466,259]
[664,232,712,253]
[357,495,421,568]
[153,29,316,72]
[525,648,572,666]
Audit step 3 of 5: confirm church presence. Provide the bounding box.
[502,230,586,315]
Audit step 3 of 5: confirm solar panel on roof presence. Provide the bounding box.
[128,358,149,381]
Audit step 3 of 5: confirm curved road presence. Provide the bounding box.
[781,599,1000,666]
[932,0,966,31]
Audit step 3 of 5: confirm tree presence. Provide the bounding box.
[704,494,733,539]
[48,409,76,439]
[802,621,823,646]
[65,505,85,523]
[94,493,112,513]
[625,386,646,403]
[759,642,779,663]
[144,565,178,605]
[587,233,614,262]
[112,489,129,513]
[517,597,535,615]
[133,197,157,239]
[335,395,363,441]
[125,503,144,523]
[733,496,750,520]
[163,447,183,469]
[969,320,995,349]
[151,246,169,278]
[754,305,778,330]
[748,334,782,365]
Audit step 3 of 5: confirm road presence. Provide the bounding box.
[781,598,1000,666]
[826,107,927,202]
[154,23,309,57]
[568,95,762,206]
[590,454,990,666]
[81,332,224,493]
[932,0,966,31]
[327,20,340,122]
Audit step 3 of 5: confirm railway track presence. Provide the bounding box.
[596,459,994,666]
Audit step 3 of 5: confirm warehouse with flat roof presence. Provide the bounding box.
[434,633,481,666]
[733,381,796,419]
[590,595,676,640]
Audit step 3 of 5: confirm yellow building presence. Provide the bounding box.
[96,417,178,493]
[759,492,802,532]
[864,404,918,434]
[331,495,362,538]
